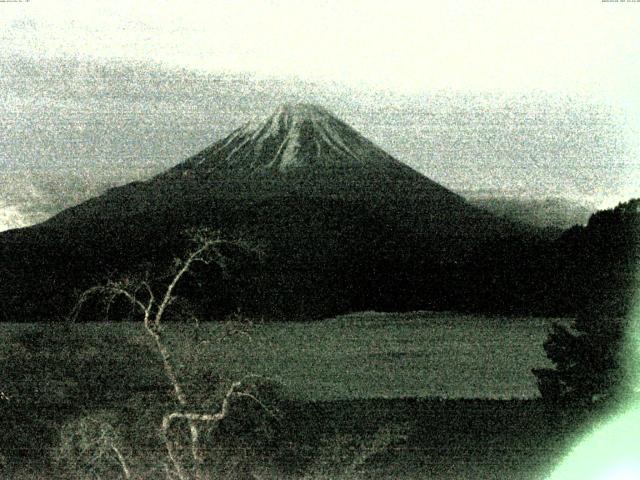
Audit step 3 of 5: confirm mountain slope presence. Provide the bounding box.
[46,103,515,241]
[1,103,529,321]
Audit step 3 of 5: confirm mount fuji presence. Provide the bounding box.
[46,103,511,238]
[0,103,528,321]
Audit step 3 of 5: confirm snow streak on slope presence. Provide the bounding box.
[175,103,416,176]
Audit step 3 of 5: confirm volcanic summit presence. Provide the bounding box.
[169,102,426,174]
[0,103,520,320]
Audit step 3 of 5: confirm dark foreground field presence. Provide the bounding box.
[0,314,593,478]
[4,398,604,479]
[277,397,601,479]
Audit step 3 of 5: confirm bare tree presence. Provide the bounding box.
[71,228,270,480]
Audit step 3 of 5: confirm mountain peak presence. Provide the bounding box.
[174,102,407,174]
[257,102,344,138]
[273,102,332,120]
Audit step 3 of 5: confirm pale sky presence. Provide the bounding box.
[1,0,639,229]
[2,0,639,95]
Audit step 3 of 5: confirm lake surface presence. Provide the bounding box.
[0,312,562,401]
[170,311,562,401]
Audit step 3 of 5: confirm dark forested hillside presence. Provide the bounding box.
[457,199,638,317]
